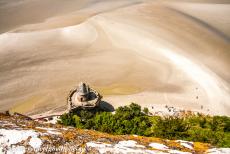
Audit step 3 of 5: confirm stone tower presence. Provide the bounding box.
[77,82,90,102]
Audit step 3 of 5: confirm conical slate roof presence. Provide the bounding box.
[78,82,89,95]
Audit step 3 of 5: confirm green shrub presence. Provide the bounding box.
[211,116,230,132]
[153,116,189,139]
[218,133,230,147]
[72,115,82,128]
[59,113,75,126]
[187,128,224,145]
[59,103,230,147]
[94,112,115,133]
[143,107,149,115]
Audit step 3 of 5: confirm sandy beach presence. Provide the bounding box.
[0,0,229,116]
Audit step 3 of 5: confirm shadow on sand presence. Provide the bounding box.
[99,101,115,112]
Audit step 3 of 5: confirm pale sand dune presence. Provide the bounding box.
[166,2,230,39]
[0,0,229,115]
[0,0,89,33]
[0,0,146,33]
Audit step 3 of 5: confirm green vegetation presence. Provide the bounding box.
[59,103,230,147]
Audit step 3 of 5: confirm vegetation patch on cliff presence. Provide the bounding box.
[59,103,230,148]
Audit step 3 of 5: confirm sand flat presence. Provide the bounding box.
[0,0,229,115]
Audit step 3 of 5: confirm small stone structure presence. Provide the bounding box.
[67,82,102,111]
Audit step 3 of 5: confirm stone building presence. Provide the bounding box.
[67,82,102,111]
[77,82,90,102]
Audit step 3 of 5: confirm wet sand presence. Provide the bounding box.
[0,0,229,116]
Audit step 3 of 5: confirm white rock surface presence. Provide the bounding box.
[7,145,26,154]
[0,128,42,154]
[47,130,62,135]
[117,140,145,148]
[0,129,39,145]
[168,150,191,154]
[29,137,43,149]
[176,140,194,150]
[207,148,230,154]
[86,140,193,154]
[149,143,169,150]
[36,127,61,135]
[87,141,153,154]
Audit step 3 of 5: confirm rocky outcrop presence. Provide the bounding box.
[0,113,229,154]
